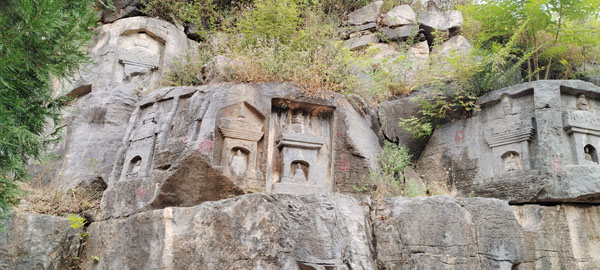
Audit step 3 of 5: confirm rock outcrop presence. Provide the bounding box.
[100,83,382,219]
[417,80,600,203]
[0,212,82,270]
[83,194,375,269]
[34,17,197,190]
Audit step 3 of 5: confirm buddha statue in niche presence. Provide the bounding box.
[229,149,247,178]
[291,163,307,182]
[503,153,521,172]
[576,94,590,111]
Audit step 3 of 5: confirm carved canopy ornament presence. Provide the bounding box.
[218,118,263,142]
[484,127,535,148]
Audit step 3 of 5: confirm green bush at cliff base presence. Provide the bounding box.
[0,0,96,228]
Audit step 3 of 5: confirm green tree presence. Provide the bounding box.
[0,0,96,227]
[462,0,600,80]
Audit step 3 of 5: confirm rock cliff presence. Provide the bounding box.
[2,3,600,270]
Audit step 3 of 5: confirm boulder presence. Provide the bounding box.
[101,0,143,23]
[418,8,463,44]
[380,24,418,41]
[343,33,379,51]
[374,196,525,269]
[82,194,375,269]
[381,5,417,27]
[0,212,82,270]
[417,9,463,32]
[347,1,383,26]
[432,34,472,57]
[416,80,600,204]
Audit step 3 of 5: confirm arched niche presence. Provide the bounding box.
[216,102,266,181]
[128,155,142,176]
[290,160,309,182]
[584,144,598,164]
[501,151,522,172]
[229,147,250,178]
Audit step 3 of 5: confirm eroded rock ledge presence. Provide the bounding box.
[69,194,600,269]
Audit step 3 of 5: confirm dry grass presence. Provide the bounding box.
[16,182,102,216]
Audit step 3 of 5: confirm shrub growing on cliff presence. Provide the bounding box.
[353,141,437,200]
[0,0,96,227]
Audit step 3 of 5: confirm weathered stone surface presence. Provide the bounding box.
[417,7,463,44]
[84,194,375,269]
[0,212,82,270]
[101,0,143,23]
[417,80,600,203]
[513,204,600,269]
[374,196,525,269]
[381,5,417,27]
[101,83,381,219]
[432,34,472,57]
[417,9,463,32]
[378,91,429,158]
[380,24,418,41]
[343,33,379,50]
[35,17,197,190]
[347,1,383,26]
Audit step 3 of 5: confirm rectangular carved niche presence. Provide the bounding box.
[561,92,600,165]
[214,102,266,191]
[483,94,535,176]
[267,99,335,194]
[119,102,159,180]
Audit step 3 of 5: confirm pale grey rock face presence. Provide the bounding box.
[35,17,197,190]
[381,5,417,27]
[378,91,429,158]
[380,24,418,41]
[432,34,472,57]
[417,9,463,32]
[417,8,463,45]
[343,33,380,50]
[513,204,600,269]
[100,83,382,219]
[374,196,525,269]
[417,80,600,203]
[0,212,82,270]
[347,1,384,26]
[83,194,376,270]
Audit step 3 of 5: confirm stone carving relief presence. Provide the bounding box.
[484,94,535,175]
[216,102,265,183]
[267,99,335,194]
[502,151,522,172]
[562,92,600,165]
[116,31,164,82]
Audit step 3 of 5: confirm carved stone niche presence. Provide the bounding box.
[268,99,335,194]
[215,102,265,188]
[119,103,159,180]
[563,93,600,165]
[484,95,535,175]
[116,30,165,82]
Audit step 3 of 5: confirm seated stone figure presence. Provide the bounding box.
[230,149,247,178]
[503,153,521,172]
[576,94,590,111]
[291,163,307,182]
